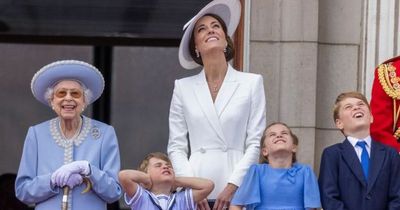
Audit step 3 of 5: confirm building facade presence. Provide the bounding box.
[0,0,398,177]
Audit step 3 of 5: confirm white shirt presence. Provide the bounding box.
[156,194,170,210]
[347,136,371,162]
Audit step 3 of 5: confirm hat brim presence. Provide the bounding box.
[178,0,241,70]
[31,60,105,106]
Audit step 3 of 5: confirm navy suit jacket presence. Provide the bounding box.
[318,139,400,210]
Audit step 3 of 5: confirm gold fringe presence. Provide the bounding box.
[377,63,400,99]
[377,63,400,135]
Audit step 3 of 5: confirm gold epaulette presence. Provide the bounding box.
[377,63,400,100]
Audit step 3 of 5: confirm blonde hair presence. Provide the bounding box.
[138,152,172,173]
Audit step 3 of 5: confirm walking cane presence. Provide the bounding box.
[61,177,92,210]
[61,186,70,210]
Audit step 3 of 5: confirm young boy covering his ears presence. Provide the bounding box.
[119,152,214,210]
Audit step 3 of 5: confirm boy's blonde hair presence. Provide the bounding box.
[333,91,370,122]
[259,122,299,164]
[138,152,172,173]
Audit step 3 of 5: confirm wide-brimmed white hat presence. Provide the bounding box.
[178,0,241,69]
[31,60,105,106]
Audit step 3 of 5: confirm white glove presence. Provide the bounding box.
[65,174,84,189]
[51,160,90,187]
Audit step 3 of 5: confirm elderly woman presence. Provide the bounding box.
[15,60,121,210]
[167,0,266,210]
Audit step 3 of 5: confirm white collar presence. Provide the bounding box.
[347,135,372,148]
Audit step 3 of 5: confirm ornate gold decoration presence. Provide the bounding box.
[378,62,400,137]
[377,63,400,99]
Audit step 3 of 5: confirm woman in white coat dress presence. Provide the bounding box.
[167,1,266,210]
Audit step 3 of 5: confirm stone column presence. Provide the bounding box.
[315,0,364,173]
[249,0,319,167]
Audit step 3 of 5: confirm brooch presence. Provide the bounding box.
[91,126,101,139]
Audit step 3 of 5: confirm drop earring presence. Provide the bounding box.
[195,49,200,58]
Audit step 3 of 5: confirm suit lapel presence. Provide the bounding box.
[367,140,385,192]
[341,139,367,187]
[193,71,226,142]
[215,65,239,117]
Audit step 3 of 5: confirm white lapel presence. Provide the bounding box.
[193,70,226,141]
[214,65,239,117]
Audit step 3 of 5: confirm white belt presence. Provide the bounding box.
[193,146,242,154]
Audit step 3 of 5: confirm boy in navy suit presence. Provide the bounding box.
[319,91,400,210]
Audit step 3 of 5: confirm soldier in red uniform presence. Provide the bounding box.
[371,55,400,152]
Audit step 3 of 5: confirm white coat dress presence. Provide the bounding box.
[168,64,266,199]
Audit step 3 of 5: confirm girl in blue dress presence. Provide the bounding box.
[230,122,321,210]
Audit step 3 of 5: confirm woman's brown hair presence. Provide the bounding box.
[188,13,235,66]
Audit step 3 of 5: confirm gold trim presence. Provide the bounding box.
[378,63,400,134]
[377,63,400,99]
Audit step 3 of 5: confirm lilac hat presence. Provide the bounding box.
[178,0,241,69]
[31,60,105,106]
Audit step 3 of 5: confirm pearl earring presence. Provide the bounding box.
[195,49,200,58]
[223,48,227,53]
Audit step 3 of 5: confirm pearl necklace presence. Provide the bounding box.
[50,116,91,148]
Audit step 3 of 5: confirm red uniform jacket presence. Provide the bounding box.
[371,55,400,152]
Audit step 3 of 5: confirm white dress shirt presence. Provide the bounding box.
[347,135,371,162]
